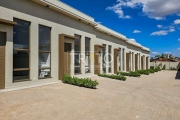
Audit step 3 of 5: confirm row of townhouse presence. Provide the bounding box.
[0,0,150,89]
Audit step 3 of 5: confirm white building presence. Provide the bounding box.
[0,0,150,89]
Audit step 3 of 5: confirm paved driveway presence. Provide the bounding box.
[0,71,180,120]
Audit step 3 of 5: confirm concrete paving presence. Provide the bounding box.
[0,70,180,120]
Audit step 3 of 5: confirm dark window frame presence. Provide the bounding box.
[74,34,81,74]
[38,24,52,79]
[85,37,91,73]
[13,18,31,82]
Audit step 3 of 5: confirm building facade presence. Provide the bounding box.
[0,0,150,89]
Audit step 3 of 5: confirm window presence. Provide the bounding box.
[85,37,90,73]
[132,52,134,70]
[102,44,106,73]
[39,25,51,78]
[118,50,121,71]
[108,45,112,73]
[13,18,30,82]
[74,34,81,74]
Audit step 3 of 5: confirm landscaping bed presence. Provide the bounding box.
[98,73,126,81]
[117,71,141,77]
[116,68,161,77]
[62,75,99,89]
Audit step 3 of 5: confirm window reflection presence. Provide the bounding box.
[39,25,51,78]
[85,37,90,73]
[13,18,30,49]
[74,34,81,74]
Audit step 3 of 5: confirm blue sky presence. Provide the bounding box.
[60,0,180,57]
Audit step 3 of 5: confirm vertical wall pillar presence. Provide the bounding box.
[120,49,122,71]
[81,36,85,75]
[123,48,126,72]
[144,56,146,70]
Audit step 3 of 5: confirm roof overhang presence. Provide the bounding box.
[95,24,127,41]
[0,18,17,26]
[32,0,97,26]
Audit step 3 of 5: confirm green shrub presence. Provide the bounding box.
[62,75,99,89]
[136,70,149,75]
[117,71,141,77]
[148,69,155,73]
[98,73,126,81]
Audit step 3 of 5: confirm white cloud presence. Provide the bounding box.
[150,30,168,36]
[157,25,163,28]
[177,14,180,16]
[133,30,141,33]
[178,38,180,41]
[107,4,131,19]
[174,19,180,24]
[169,28,175,32]
[107,0,180,20]
[152,52,160,55]
[177,48,180,50]
[129,38,136,42]
[164,52,171,54]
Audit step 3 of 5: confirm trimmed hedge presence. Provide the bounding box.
[148,69,155,73]
[117,71,141,77]
[62,75,99,89]
[98,73,126,81]
[136,70,149,75]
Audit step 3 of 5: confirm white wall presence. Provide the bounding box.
[150,62,180,69]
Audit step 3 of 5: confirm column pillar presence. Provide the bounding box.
[124,48,126,72]
[139,53,141,70]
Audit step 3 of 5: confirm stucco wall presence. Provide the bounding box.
[150,62,180,69]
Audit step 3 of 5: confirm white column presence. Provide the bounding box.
[124,48,126,72]
[139,53,141,70]
[105,45,108,73]
[120,49,122,71]
[100,49,103,74]
[143,55,146,70]
[81,36,85,75]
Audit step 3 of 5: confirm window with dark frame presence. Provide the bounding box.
[38,25,51,79]
[85,37,90,73]
[102,44,106,73]
[118,50,121,71]
[74,34,81,74]
[13,18,30,82]
[108,45,112,73]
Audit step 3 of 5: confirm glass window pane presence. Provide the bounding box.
[13,50,29,69]
[39,25,51,51]
[108,45,111,73]
[13,18,30,49]
[39,52,51,68]
[74,34,81,74]
[39,69,51,78]
[85,37,90,73]
[102,44,106,73]
[13,70,29,81]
